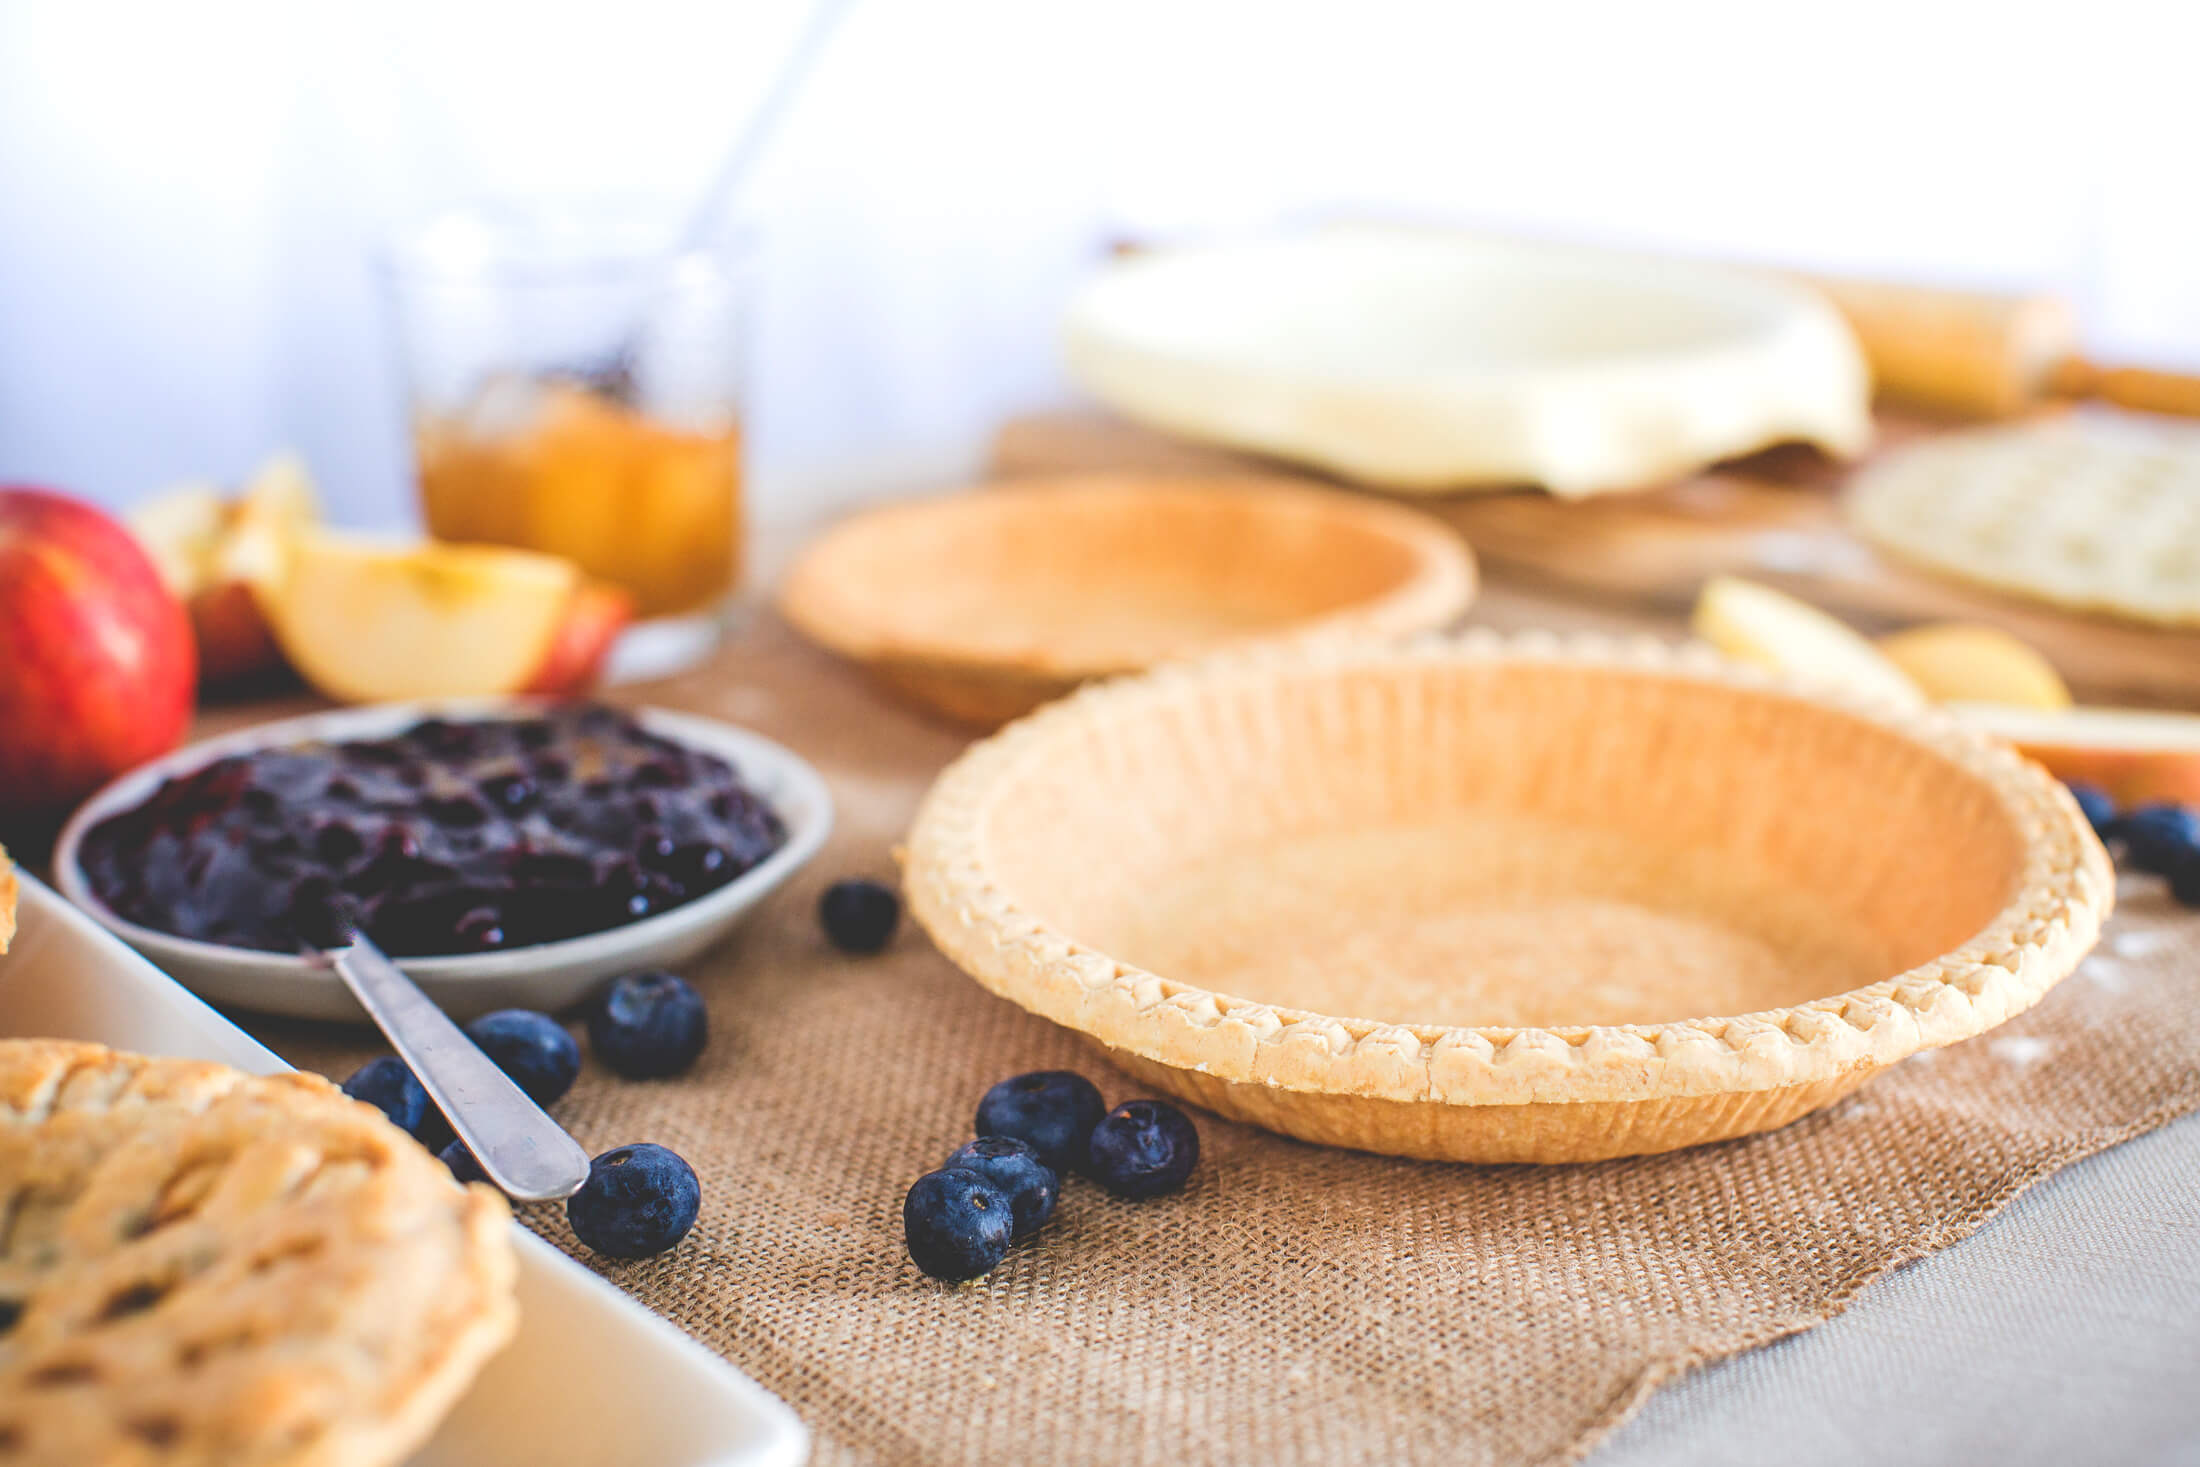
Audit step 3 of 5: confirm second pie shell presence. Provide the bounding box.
[905,634,2111,1163]
[778,476,1476,725]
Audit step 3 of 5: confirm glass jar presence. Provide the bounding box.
[384,202,754,677]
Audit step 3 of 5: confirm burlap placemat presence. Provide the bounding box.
[238,608,2200,1467]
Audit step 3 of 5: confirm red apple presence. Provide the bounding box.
[523,580,635,695]
[0,487,197,819]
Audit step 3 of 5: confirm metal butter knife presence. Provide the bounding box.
[317,931,593,1203]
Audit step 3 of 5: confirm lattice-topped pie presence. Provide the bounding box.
[0,1039,516,1466]
[1847,415,2200,627]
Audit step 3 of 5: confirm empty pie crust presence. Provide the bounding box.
[778,476,1476,725]
[904,634,2110,1163]
[0,1040,516,1465]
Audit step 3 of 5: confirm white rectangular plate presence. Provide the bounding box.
[0,874,809,1467]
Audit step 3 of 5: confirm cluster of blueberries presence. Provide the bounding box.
[2066,784,2200,905]
[337,875,905,1259]
[904,1071,1202,1281]
[340,970,709,1258]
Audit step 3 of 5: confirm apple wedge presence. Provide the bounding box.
[251,531,581,703]
[523,579,635,696]
[1691,575,1925,709]
[127,482,228,594]
[130,455,318,686]
[1947,704,2200,807]
[1876,623,2072,710]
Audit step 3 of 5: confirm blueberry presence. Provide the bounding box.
[286,875,357,950]
[453,905,508,951]
[2171,851,2200,910]
[424,794,490,829]
[2117,804,2200,875]
[902,1169,1014,1281]
[413,1104,456,1155]
[942,1137,1058,1239]
[975,1070,1106,1173]
[340,1056,426,1135]
[479,772,537,813]
[819,879,899,954]
[312,818,365,863]
[464,1009,581,1105]
[2065,782,2117,839]
[440,1138,488,1185]
[1088,1099,1200,1199]
[566,1144,702,1258]
[588,970,709,1079]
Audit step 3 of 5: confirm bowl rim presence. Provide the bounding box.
[776,473,1478,682]
[903,630,2112,1109]
[52,698,834,987]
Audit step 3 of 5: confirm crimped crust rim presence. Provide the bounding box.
[904,631,2112,1109]
[778,475,1478,681]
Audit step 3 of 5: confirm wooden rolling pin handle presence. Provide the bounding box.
[1797,273,2200,421]
[1791,273,2079,419]
[2052,358,2200,421]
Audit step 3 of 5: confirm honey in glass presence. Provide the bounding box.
[385,203,753,675]
[417,381,741,620]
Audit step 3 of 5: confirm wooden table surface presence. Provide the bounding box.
[995,408,2200,710]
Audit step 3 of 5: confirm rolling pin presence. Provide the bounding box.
[1791,273,2200,421]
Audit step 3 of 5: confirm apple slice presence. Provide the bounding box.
[217,453,316,588]
[1691,575,1925,709]
[252,531,579,703]
[127,482,228,595]
[131,455,320,686]
[1947,703,2200,806]
[1875,623,2072,710]
[523,579,635,695]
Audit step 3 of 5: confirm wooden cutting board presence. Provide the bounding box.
[991,409,2200,709]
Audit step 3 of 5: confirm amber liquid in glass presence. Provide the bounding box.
[417,382,741,620]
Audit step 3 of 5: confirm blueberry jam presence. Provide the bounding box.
[77,706,786,958]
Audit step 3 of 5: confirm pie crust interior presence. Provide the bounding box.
[905,634,2111,1163]
[0,1040,516,1465]
[778,475,1476,725]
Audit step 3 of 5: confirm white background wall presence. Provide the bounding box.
[2,0,2194,528]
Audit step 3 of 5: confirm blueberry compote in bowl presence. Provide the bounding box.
[55,701,831,1021]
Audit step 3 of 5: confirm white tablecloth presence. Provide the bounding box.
[1595,1109,2200,1465]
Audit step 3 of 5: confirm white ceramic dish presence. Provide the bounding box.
[1064,226,1872,497]
[0,872,808,1467]
[53,700,833,1022]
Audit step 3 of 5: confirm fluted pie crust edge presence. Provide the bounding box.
[779,475,1477,726]
[904,633,2112,1162]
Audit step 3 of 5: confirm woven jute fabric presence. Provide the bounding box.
[237,606,2200,1467]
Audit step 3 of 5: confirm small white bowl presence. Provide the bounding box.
[54,700,833,1022]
